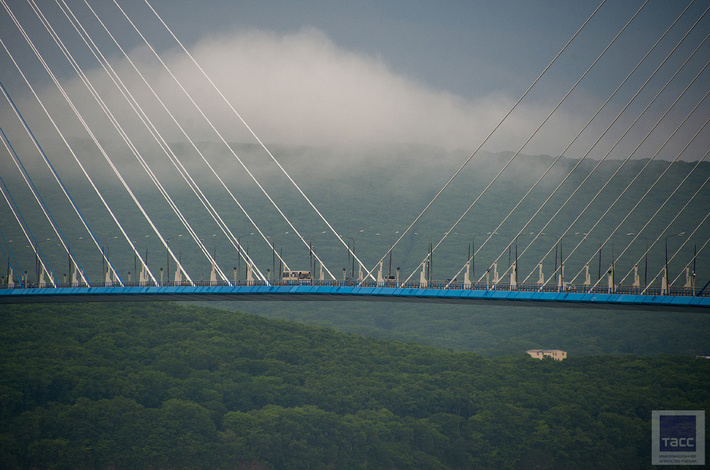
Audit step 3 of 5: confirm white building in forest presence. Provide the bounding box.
[526,349,567,361]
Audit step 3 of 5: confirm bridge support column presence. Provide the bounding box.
[419,263,427,288]
[210,263,217,284]
[537,263,544,286]
[247,262,254,284]
[175,267,183,285]
[464,261,471,289]
[684,265,692,288]
[584,263,591,286]
[140,263,149,285]
[71,264,79,287]
[492,262,499,285]
[510,261,516,290]
[7,267,14,288]
[633,265,640,288]
[377,261,383,285]
[607,268,614,293]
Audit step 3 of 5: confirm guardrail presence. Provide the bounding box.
[2,279,708,297]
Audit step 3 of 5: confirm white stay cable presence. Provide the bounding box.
[641,180,710,293]
[2,0,163,285]
[446,0,695,288]
[139,0,373,281]
[516,26,710,285]
[2,55,125,286]
[46,0,246,284]
[535,49,710,289]
[112,0,338,280]
[515,10,710,286]
[0,36,137,287]
[1,127,89,286]
[26,0,212,284]
[614,144,709,288]
[0,139,57,286]
[1,79,118,285]
[356,1,609,285]
[400,0,647,286]
[673,239,710,287]
[25,0,219,284]
[670,238,709,287]
[578,106,710,290]
[70,0,282,280]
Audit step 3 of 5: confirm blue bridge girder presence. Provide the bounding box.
[1,282,709,311]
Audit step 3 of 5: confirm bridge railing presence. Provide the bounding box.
[1,279,708,297]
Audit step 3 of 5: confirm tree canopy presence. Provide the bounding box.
[1,302,708,469]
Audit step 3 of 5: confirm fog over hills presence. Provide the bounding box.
[3,141,709,356]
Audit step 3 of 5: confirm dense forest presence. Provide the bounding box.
[1,302,708,469]
[213,299,710,357]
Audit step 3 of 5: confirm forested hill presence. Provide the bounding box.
[1,302,708,469]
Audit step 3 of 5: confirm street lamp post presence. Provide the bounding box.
[540,233,562,291]
[625,233,648,288]
[4,239,21,286]
[237,233,254,282]
[512,232,535,288]
[31,238,53,286]
[345,237,355,280]
[452,232,476,285]
[166,234,183,285]
[485,231,499,285]
[376,230,400,280]
[470,236,475,282]
[101,235,119,286]
[664,232,685,295]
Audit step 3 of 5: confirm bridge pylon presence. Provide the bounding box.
[633,265,640,288]
[419,263,427,288]
[210,262,217,284]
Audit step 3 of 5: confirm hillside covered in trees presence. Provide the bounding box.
[1,302,708,469]
[214,299,710,357]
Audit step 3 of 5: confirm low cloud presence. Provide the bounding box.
[4,26,591,164]
[147,27,515,151]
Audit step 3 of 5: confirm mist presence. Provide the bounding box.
[2,25,597,167]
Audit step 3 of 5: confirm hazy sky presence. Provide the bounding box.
[1,0,709,159]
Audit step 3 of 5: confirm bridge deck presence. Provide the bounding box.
[1,284,709,311]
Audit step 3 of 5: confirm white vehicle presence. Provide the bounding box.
[282,270,312,281]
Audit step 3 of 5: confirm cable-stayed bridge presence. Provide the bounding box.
[1,1,709,310]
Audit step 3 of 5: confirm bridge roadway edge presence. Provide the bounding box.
[1,285,709,312]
